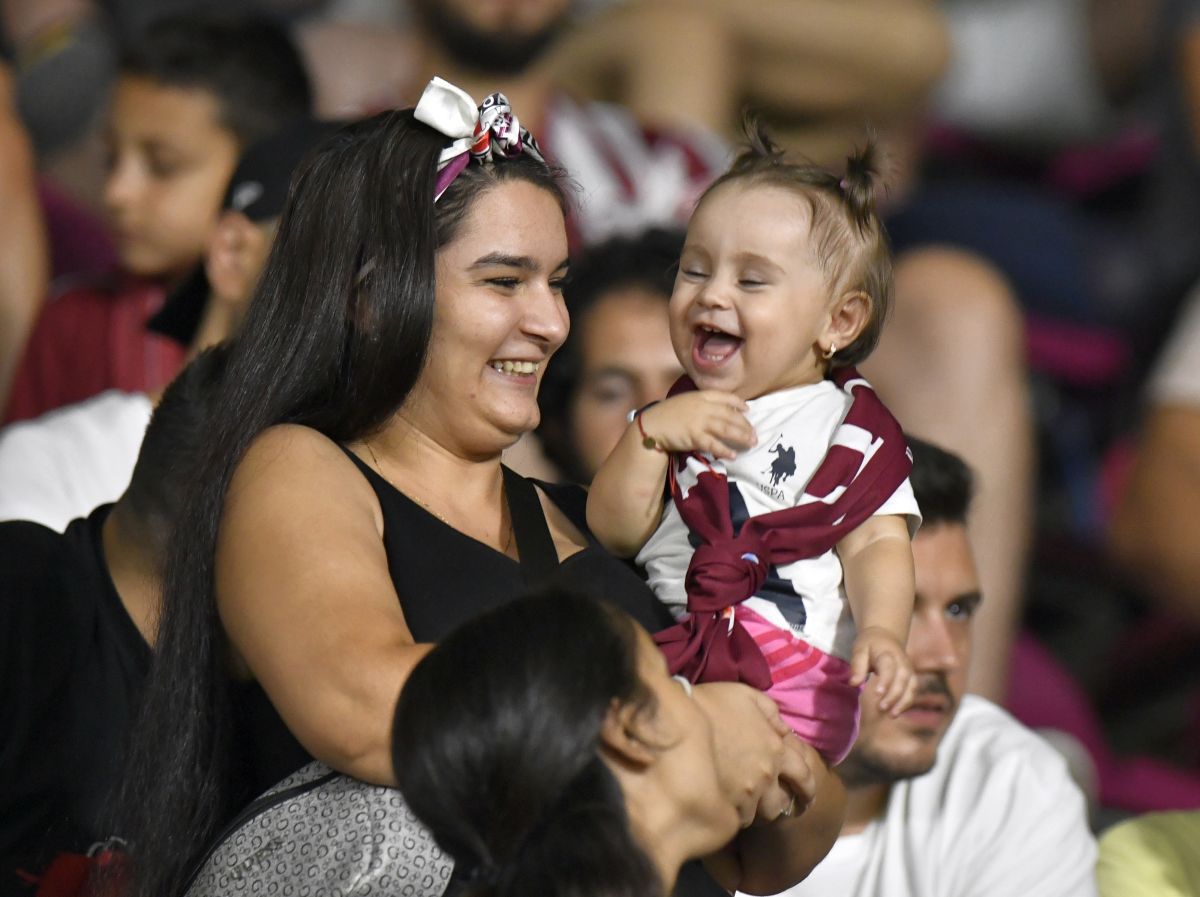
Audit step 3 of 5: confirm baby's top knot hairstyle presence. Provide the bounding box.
[702,116,893,368]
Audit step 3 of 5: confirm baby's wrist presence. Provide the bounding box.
[628,401,665,452]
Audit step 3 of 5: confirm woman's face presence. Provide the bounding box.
[629,628,740,855]
[406,179,570,453]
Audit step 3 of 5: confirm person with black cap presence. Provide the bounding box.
[0,119,337,532]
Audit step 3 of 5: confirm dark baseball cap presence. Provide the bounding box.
[147,117,342,346]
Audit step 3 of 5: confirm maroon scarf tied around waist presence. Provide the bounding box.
[653,368,912,689]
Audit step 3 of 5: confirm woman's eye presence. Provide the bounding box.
[550,277,569,293]
[487,277,520,289]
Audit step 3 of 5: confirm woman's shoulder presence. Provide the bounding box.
[229,425,380,524]
[237,425,361,481]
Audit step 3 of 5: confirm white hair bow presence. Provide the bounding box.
[414,76,547,201]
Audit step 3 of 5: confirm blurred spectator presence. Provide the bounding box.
[301,0,731,247]
[0,345,227,893]
[0,119,332,531]
[1096,811,1200,896]
[0,59,48,414]
[863,247,1033,702]
[1109,286,1200,627]
[538,228,683,483]
[3,9,312,423]
[547,0,950,164]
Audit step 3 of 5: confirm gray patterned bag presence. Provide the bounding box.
[181,762,455,897]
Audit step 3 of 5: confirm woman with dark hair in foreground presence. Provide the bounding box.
[395,588,741,897]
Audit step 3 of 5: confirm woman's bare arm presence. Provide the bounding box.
[216,424,430,786]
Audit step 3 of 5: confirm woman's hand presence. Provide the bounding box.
[773,735,820,821]
[639,392,756,460]
[691,681,791,827]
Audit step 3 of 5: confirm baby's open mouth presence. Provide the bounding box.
[694,325,743,363]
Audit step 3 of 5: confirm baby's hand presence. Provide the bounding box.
[639,391,756,459]
[849,626,916,716]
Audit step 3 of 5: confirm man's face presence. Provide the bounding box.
[838,522,982,786]
[568,286,683,480]
[410,0,572,74]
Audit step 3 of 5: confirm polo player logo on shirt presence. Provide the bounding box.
[766,441,797,487]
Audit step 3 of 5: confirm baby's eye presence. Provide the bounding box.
[681,268,709,280]
[738,278,766,288]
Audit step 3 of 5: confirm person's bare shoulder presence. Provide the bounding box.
[226,423,382,531]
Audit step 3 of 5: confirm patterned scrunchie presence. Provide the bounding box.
[414,76,547,202]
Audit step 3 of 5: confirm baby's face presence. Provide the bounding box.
[670,182,833,400]
[103,76,239,281]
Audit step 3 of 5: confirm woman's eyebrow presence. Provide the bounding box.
[470,252,537,270]
[470,253,572,272]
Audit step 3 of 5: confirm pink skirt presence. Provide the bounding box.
[737,607,861,765]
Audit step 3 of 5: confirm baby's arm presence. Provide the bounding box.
[586,391,755,557]
[837,514,917,715]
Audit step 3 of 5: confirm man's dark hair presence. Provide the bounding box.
[907,436,974,527]
[118,9,312,148]
[537,227,684,480]
[118,345,231,558]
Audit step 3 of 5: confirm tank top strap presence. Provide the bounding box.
[338,444,561,586]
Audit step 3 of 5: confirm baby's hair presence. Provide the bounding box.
[699,117,893,367]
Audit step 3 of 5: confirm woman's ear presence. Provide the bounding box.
[599,699,657,769]
[822,290,871,351]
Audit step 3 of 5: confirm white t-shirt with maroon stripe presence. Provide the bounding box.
[636,381,920,661]
[542,92,730,247]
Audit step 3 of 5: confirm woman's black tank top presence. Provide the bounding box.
[234,451,674,793]
[347,449,674,637]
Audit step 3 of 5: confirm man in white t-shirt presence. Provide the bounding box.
[764,438,1098,897]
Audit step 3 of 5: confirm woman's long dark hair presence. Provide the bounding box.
[112,109,564,897]
[394,588,664,897]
